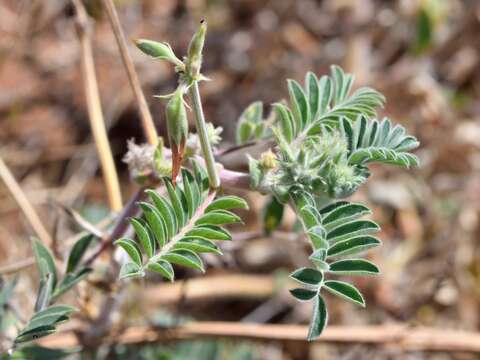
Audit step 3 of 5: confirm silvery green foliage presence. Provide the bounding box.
[239,65,419,340]
[13,235,94,344]
[115,163,248,280]
[236,101,271,145]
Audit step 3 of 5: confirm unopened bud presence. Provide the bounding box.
[259,150,278,171]
[166,90,188,148]
[186,21,207,77]
[135,39,184,68]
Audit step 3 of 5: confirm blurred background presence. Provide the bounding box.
[1,0,480,359]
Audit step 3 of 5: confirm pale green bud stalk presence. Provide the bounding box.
[186,20,207,79]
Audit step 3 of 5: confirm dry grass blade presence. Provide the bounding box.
[100,0,158,146]
[40,322,480,353]
[0,155,52,246]
[72,0,123,212]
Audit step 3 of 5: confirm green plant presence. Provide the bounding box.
[121,24,419,340]
[3,18,419,354]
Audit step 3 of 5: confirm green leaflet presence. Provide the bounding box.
[130,218,154,258]
[307,295,328,341]
[290,268,323,287]
[66,234,94,273]
[162,249,204,272]
[32,239,58,290]
[195,210,242,226]
[329,259,380,276]
[299,205,322,230]
[322,203,371,230]
[146,260,174,282]
[324,280,365,307]
[115,238,142,266]
[274,103,295,143]
[174,237,221,255]
[185,226,231,241]
[119,262,143,279]
[166,180,186,227]
[146,189,177,239]
[15,305,76,344]
[327,236,381,258]
[326,220,380,243]
[289,288,317,302]
[236,101,264,145]
[306,72,320,121]
[288,79,310,130]
[205,196,249,212]
[53,268,92,299]
[139,202,167,247]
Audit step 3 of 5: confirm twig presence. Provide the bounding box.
[0,214,114,275]
[73,0,123,212]
[144,274,281,304]
[0,155,52,246]
[40,322,480,353]
[100,0,158,146]
[83,188,144,267]
[0,258,36,275]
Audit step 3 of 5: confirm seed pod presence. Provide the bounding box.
[186,20,207,77]
[135,39,183,68]
[166,90,188,185]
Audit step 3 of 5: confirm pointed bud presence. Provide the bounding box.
[165,90,189,184]
[186,21,207,77]
[135,39,184,68]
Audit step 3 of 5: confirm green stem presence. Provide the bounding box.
[188,81,220,189]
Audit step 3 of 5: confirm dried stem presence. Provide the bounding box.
[83,188,144,267]
[73,0,123,212]
[100,0,158,146]
[0,155,52,246]
[41,322,480,353]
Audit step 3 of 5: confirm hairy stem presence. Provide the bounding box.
[188,82,220,189]
[101,0,158,146]
[73,0,123,212]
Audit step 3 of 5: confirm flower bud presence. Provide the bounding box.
[259,150,278,171]
[186,21,207,77]
[166,90,188,185]
[135,39,184,68]
[166,90,188,148]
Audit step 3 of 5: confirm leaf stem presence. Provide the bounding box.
[188,82,220,189]
[150,189,217,262]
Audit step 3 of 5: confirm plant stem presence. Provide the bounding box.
[188,82,220,189]
[101,0,158,146]
[0,156,53,246]
[73,0,123,212]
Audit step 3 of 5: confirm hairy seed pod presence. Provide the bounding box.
[186,20,207,77]
[166,90,188,185]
